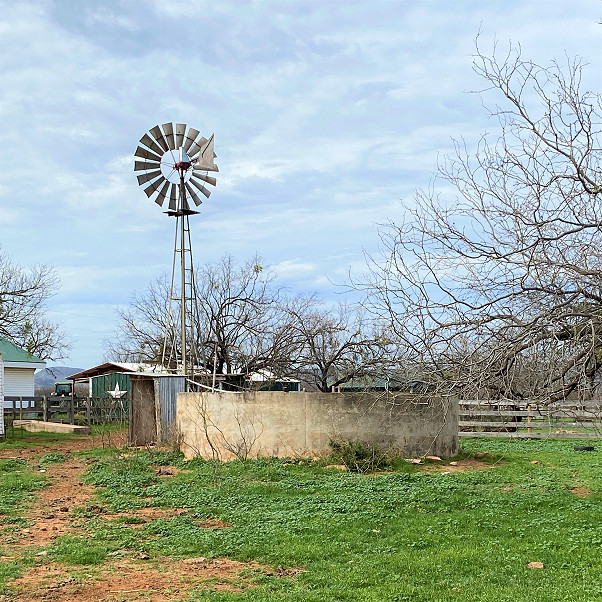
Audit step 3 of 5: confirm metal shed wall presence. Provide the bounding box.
[91,373,132,399]
[156,376,186,434]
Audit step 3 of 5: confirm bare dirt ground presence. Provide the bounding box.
[0,433,278,601]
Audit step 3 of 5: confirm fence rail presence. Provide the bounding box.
[2,396,129,428]
[459,400,602,439]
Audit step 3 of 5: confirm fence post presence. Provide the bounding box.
[19,397,23,421]
[69,396,74,425]
[527,404,532,434]
[86,396,91,424]
[43,396,47,422]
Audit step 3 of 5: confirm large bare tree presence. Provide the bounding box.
[0,249,67,360]
[109,255,392,389]
[362,44,601,402]
[107,255,301,378]
[288,298,393,392]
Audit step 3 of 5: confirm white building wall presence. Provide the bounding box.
[0,354,4,435]
[3,367,35,397]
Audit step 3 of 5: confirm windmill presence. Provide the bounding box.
[134,123,218,380]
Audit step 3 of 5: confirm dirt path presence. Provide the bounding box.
[0,434,272,601]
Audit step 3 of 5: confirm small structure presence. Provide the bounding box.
[129,373,187,446]
[68,362,180,437]
[0,337,46,398]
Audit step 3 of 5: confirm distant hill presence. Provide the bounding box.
[35,366,83,390]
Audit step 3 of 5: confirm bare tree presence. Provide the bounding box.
[361,43,601,402]
[107,255,301,378]
[0,249,67,360]
[288,298,393,392]
[106,275,171,364]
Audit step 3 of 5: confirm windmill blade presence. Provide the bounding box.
[134,160,160,172]
[137,170,163,186]
[175,123,186,149]
[191,171,217,186]
[149,125,169,152]
[162,122,176,150]
[183,127,200,153]
[168,184,178,211]
[195,162,219,173]
[154,180,171,207]
[143,178,163,198]
[139,133,164,156]
[188,136,208,158]
[135,145,162,162]
[189,176,212,198]
[185,182,203,206]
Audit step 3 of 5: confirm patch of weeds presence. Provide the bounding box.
[0,463,46,516]
[0,459,28,474]
[39,452,65,464]
[117,515,146,525]
[0,516,30,527]
[84,456,158,491]
[328,439,393,473]
[0,559,22,594]
[49,534,107,565]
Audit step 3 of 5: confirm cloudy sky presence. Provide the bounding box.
[1,0,600,369]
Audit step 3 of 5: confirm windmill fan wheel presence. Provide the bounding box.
[134,122,218,211]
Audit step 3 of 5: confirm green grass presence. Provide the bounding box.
[74,439,602,601]
[1,436,601,600]
[0,458,46,518]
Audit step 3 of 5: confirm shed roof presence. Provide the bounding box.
[68,362,168,381]
[0,337,45,365]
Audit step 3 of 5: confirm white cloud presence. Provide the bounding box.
[0,0,599,365]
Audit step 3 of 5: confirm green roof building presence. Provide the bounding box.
[0,338,46,397]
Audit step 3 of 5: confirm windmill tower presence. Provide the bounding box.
[134,123,218,381]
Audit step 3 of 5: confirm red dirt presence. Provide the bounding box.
[570,486,591,498]
[0,434,288,601]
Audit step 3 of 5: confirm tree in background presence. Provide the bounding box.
[361,43,601,402]
[108,254,392,390]
[288,298,393,392]
[108,255,303,377]
[0,248,67,360]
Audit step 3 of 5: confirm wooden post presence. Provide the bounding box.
[69,396,74,425]
[527,404,532,434]
[43,395,47,422]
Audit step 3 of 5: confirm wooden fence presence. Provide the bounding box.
[459,400,602,438]
[2,396,129,427]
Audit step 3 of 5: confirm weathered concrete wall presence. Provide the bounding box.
[176,391,458,460]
